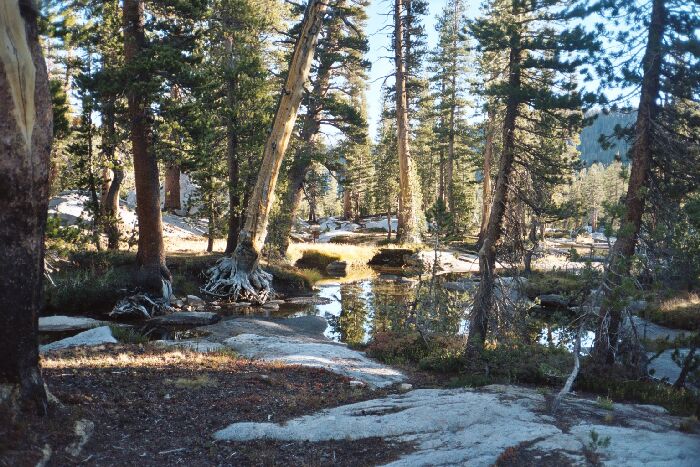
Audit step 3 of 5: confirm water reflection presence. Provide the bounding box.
[287,276,592,355]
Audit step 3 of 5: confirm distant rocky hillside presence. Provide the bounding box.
[578,111,636,166]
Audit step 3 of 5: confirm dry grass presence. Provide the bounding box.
[287,242,379,267]
[648,293,700,330]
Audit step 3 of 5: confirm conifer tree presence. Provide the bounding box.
[592,0,700,364]
[393,0,422,243]
[466,0,599,350]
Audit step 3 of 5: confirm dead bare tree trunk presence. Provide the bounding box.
[394,0,421,244]
[466,37,521,351]
[592,0,665,364]
[203,0,327,302]
[112,0,172,319]
[0,0,52,415]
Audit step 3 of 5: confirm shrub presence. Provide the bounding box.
[524,270,586,300]
[578,362,700,417]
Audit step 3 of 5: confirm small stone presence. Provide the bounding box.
[262,303,280,311]
[349,380,365,387]
[399,383,413,391]
[233,302,252,307]
[187,295,206,307]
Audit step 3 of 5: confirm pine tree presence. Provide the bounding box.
[592,0,700,364]
[466,0,599,350]
[393,0,422,243]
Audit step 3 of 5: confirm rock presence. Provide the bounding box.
[368,248,416,268]
[262,303,280,311]
[267,299,286,305]
[223,333,405,388]
[378,274,400,281]
[349,380,365,387]
[186,295,206,307]
[285,296,333,306]
[41,326,116,353]
[156,340,225,353]
[326,260,348,277]
[214,385,700,466]
[399,383,413,391]
[148,312,221,327]
[39,316,103,333]
[536,294,570,308]
[629,299,648,313]
[233,302,253,307]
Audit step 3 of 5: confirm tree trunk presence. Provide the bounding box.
[276,157,310,256]
[101,97,123,250]
[524,216,538,274]
[163,162,181,212]
[203,0,327,302]
[0,0,52,415]
[343,187,352,220]
[466,38,521,351]
[478,108,495,246]
[394,0,421,243]
[592,0,665,364]
[123,0,170,296]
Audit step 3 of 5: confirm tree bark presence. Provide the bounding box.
[394,0,421,243]
[163,162,181,212]
[592,0,666,364]
[102,98,123,250]
[203,0,327,302]
[466,35,522,351]
[276,156,310,256]
[123,0,171,296]
[478,108,495,247]
[0,0,52,415]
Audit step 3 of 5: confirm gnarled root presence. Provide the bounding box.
[202,256,273,304]
[110,279,173,319]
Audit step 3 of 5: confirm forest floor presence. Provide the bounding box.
[3,345,413,466]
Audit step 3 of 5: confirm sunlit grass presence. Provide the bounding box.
[287,242,379,267]
[647,293,700,330]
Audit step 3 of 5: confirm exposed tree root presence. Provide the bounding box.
[110,279,173,319]
[201,256,273,304]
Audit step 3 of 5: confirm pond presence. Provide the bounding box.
[269,274,594,353]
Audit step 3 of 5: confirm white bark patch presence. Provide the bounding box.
[0,1,36,150]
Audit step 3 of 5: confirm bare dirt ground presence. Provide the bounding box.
[2,344,411,466]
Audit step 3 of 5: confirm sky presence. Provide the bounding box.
[364,0,481,136]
